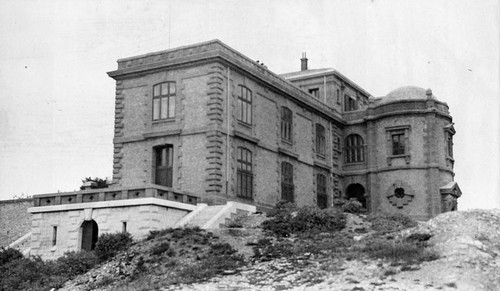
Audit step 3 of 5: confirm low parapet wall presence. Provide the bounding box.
[0,198,33,247]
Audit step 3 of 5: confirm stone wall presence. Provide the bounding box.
[0,198,32,247]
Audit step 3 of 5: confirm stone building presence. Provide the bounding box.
[27,40,461,258]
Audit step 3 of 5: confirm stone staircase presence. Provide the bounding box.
[175,201,256,229]
[8,232,31,256]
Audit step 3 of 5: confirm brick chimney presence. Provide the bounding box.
[301,52,308,71]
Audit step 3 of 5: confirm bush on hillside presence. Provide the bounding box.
[341,199,364,214]
[94,232,133,262]
[262,202,346,237]
[55,251,98,278]
[362,236,439,265]
[0,247,23,266]
[368,212,417,233]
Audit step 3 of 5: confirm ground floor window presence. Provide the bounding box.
[317,174,327,209]
[281,162,294,203]
[237,147,253,199]
[154,145,173,187]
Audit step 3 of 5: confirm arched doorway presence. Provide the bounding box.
[346,183,366,208]
[81,220,98,251]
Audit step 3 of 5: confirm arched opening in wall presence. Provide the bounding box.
[346,183,366,209]
[81,220,98,251]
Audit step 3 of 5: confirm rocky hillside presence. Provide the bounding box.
[59,208,500,291]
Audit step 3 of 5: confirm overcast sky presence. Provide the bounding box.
[0,0,498,209]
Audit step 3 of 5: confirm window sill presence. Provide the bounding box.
[387,154,411,165]
[344,161,365,166]
[316,153,326,160]
[281,139,293,146]
[238,120,252,129]
[152,118,176,125]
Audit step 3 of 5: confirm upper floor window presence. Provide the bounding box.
[237,147,253,199]
[336,89,341,104]
[153,82,176,120]
[309,88,320,98]
[345,134,365,163]
[281,162,294,203]
[391,132,405,155]
[447,134,453,158]
[315,124,326,156]
[344,94,358,111]
[317,174,327,209]
[238,85,252,125]
[281,107,293,142]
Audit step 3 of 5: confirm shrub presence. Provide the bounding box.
[151,242,172,256]
[262,203,347,237]
[55,251,98,278]
[94,232,133,262]
[341,199,364,214]
[362,237,439,265]
[267,200,297,218]
[368,212,417,233]
[0,247,23,266]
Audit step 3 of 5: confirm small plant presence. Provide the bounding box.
[55,251,98,278]
[368,212,417,233]
[94,232,133,262]
[341,199,364,214]
[151,242,172,256]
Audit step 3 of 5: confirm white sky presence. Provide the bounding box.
[0,0,498,209]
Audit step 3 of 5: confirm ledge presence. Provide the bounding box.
[314,161,332,171]
[233,130,259,144]
[278,147,299,159]
[28,197,197,214]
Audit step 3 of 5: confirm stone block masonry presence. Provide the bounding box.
[0,198,32,247]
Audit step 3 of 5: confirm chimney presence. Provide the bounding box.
[300,52,308,71]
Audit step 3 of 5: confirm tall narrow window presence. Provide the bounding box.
[315,124,326,155]
[237,86,252,125]
[153,82,176,120]
[281,107,292,142]
[154,145,173,187]
[447,134,453,158]
[52,226,57,246]
[317,174,327,209]
[336,89,341,103]
[345,134,365,163]
[122,222,127,233]
[392,133,405,155]
[281,162,294,203]
[237,147,253,199]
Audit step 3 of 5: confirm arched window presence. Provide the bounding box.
[315,124,326,155]
[317,174,327,209]
[345,134,365,163]
[153,82,176,120]
[281,107,292,142]
[281,162,294,203]
[237,147,253,199]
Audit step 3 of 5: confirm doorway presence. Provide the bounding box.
[81,220,98,251]
[346,183,366,208]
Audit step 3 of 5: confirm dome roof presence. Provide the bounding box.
[381,86,435,104]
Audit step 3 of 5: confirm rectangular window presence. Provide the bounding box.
[237,147,253,199]
[122,222,127,233]
[317,174,327,209]
[336,89,341,103]
[344,94,358,111]
[309,88,320,98]
[447,134,453,158]
[392,133,405,155]
[52,226,57,246]
[315,124,326,156]
[238,86,252,125]
[280,107,293,142]
[281,162,294,203]
[154,145,173,187]
[153,82,176,120]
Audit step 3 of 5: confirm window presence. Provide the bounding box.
[153,82,176,120]
[345,134,365,163]
[317,174,327,209]
[315,124,326,156]
[237,85,252,125]
[391,133,405,155]
[336,89,341,104]
[237,147,253,199]
[154,145,173,187]
[309,88,320,98]
[52,226,57,246]
[344,94,358,111]
[122,222,127,233]
[281,162,294,203]
[447,134,453,158]
[281,107,292,142]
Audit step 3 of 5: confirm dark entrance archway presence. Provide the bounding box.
[81,220,98,251]
[346,183,366,208]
